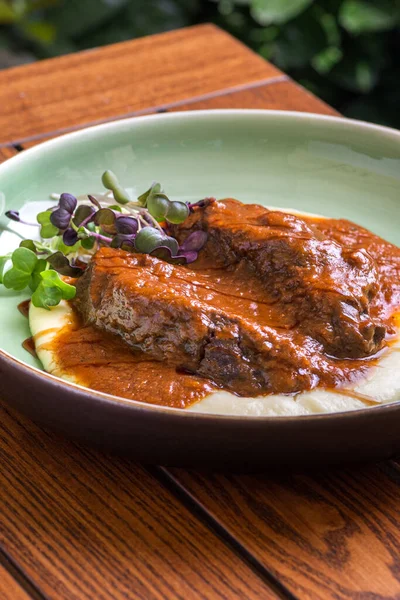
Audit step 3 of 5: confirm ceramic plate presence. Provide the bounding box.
[0,110,399,468]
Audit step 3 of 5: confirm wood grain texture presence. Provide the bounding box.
[0,401,277,600]
[0,23,281,146]
[21,79,337,150]
[0,146,18,162]
[166,465,400,600]
[0,564,31,600]
[167,79,338,116]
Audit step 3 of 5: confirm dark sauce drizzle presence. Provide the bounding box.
[18,300,38,358]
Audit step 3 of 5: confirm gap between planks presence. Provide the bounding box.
[0,74,289,149]
[0,546,47,600]
[149,465,299,600]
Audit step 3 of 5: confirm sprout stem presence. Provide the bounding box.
[88,232,113,244]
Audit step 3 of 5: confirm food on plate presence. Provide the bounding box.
[2,171,400,415]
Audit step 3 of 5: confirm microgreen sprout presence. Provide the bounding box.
[0,170,209,309]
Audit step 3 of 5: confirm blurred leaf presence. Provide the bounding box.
[319,11,341,46]
[330,53,379,93]
[344,96,397,127]
[312,46,343,74]
[49,0,130,38]
[0,1,17,22]
[20,20,56,44]
[218,0,234,14]
[251,0,314,25]
[26,0,59,11]
[339,0,398,34]
[249,26,279,43]
[272,9,327,69]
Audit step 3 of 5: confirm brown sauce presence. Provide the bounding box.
[18,299,30,318]
[49,319,214,409]
[45,205,400,408]
[22,336,38,358]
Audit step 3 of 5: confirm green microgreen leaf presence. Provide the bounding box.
[147,193,169,222]
[12,247,38,274]
[137,182,162,207]
[31,268,77,310]
[0,256,10,285]
[52,236,81,255]
[31,282,63,310]
[134,228,179,255]
[73,205,95,226]
[37,211,52,225]
[81,237,96,250]
[40,269,76,299]
[166,201,190,224]
[3,247,38,291]
[3,268,31,291]
[29,259,48,291]
[37,210,59,238]
[101,170,130,204]
[94,208,116,226]
[19,239,38,252]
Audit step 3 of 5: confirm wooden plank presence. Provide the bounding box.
[0,402,277,600]
[0,564,31,600]
[0,146,18,162]
[0,24,281,146]
[21,80,337,150]
[167,79,338,116]
[166,465,400,599]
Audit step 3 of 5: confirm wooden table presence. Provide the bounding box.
[1,24,399,600]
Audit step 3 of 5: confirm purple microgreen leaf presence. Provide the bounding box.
[110,233,136,249]
[73,205,95,226]
[50,207,71,230]
[150,246,187,265]
[180,250,198,264]
[5,210,20,222]
[179,230,208,253]
[188,197,215,212]
[59,193,77,214]
[63,228,79,246]
[115,216,138,235]
[5,211,39,227]
[47,252,84,277]
[87,194,102,210]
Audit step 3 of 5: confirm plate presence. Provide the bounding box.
[0,110,399,468]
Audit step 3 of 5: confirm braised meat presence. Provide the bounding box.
[172,199,386,358]
[74,248,319,395]
[74,199,395,397]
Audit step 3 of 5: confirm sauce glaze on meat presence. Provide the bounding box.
[52,199,400,408]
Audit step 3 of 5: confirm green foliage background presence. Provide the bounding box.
[0,0,399,127]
